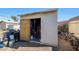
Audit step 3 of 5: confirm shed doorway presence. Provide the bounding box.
[30,18,41,42]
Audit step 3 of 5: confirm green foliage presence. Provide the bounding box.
[64,24,68,29]
[0,20,5,23]
[59,24,68,32]
[11,16,18,21]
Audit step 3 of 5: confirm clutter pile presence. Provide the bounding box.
[0,29,20,48]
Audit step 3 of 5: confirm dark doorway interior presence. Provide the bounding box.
[30,18,41,42]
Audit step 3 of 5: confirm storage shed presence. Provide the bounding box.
[19,9,58,47]
[69,16,79,38]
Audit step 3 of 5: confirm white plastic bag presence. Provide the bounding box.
[9,35,14,40]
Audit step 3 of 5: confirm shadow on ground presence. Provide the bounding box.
[12,41,54,51]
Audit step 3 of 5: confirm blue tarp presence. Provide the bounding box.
[0,43,4,48]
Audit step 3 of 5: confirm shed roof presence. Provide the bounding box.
[18,9,57,16]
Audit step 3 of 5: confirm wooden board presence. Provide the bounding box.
[20,19,30,41]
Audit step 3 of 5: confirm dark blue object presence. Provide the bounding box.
[0,43,4,48]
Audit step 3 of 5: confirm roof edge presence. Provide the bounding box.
[18,9,57,16]
[69,16,79,21]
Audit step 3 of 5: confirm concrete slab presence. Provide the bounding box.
[0,47,52,51]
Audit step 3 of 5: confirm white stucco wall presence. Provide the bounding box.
[6,23,20,30]
[6,24,11,29]
[13,25,20,29]
[20,11,58,47]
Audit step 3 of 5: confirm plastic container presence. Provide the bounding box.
[0,44,3,48]
[9,40,14,48]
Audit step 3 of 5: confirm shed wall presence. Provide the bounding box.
[20,12,58,46]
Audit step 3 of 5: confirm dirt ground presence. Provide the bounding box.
[0,42,53,51]
[0,36,75,51]
[58,36,74,51]
[0,30,75,51]
[0,30,4,36]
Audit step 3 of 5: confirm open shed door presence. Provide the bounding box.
[20,19,30,41]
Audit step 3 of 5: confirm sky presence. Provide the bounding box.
[58,8,79,22]
[0,8,51,22]
[0,8,79,22]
